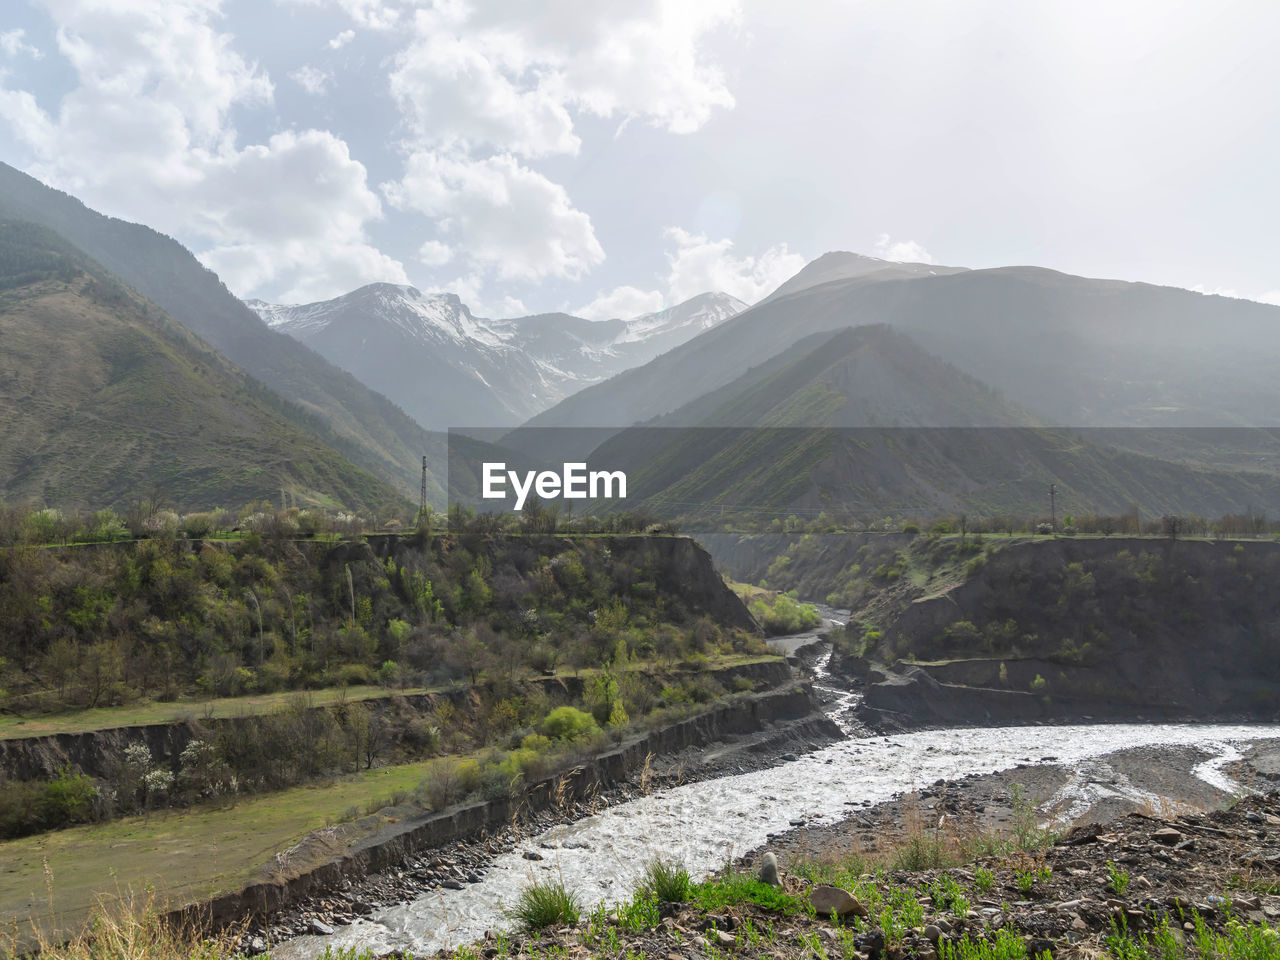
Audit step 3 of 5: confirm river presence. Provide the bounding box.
[276,610,1280,957]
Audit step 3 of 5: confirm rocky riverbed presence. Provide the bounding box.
[428,752,1280,960]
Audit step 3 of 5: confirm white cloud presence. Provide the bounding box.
[576,229,803,319]
[1190,284,1280,307]
[389,21,579,158]
[577,284,666,321]
[664,227,805,304]
[195,130,408,302]
[328,28,355,49]
[874,233,935,264]
[451,1,741,135]
[290,64,331,95]
[0,0,402,302]
[0,28,43,59]
[384,152,604,282]
[279,0,401,31]
[418,239,454,267]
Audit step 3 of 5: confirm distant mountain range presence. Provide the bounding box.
[519,251,1280,437]
[248,285,744,429]
[580,325,1280,520]
[6,159,1280,522]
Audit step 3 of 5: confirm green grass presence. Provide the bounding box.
[636,858,692,903]
[0,685,433,740]
[0,757,441,942]
[2,653,779,742]
[508,878,581,931]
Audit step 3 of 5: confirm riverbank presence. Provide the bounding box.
[245,681,842,948]
[437,744,1280,960]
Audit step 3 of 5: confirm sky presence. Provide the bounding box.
[0,0,1277,318]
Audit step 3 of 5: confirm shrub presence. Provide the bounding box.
[509,878,581,931]
[543,706,599,740]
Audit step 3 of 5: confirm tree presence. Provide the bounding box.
[1161,514,1185,542]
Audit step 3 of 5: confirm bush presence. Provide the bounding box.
[0,767,98,839]
[542,706,599,741]
[509,878,581,931]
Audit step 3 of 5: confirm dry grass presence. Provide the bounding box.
[1,884,241,960]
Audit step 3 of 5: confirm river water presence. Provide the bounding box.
[277,610,1280,957]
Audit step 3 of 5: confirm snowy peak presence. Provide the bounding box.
[619,292,748,345]
[245,287,746,430]
[254,282,512,348]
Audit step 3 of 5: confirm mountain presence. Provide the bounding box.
[760,250,968,302]
[249,286,745,429]
[519,255,1280,440]
[0,163,443,503]
[0,221,406,512]
[582,326,1280,521]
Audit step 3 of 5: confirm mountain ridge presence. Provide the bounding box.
[248,285,746,429]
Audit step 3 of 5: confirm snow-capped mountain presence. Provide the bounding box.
[246,285,746,430]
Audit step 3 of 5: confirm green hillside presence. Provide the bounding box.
[0,163,445,504]
[589,326,1280,522]
[0,222,407,512]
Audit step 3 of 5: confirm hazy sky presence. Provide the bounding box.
[1,0,1277,317]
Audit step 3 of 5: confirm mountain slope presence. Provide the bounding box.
[584,326,1280,521]
[520,256,1280,438]
[0,222,405,512]
[0,163,443,502]
[250,286,746,429]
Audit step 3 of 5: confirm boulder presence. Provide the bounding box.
[758,852,781,886]
[810,884,868,918]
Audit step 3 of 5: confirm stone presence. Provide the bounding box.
[758,852,781,886]
[923,924,943,943]
[522,851,543,861]
[714,930,736,947]
[1152,828,1184,846]
[811,884,869,918]
[308,919,335,936]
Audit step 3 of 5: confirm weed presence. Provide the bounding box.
[508,878,581,932]
[1106,860,1131,897]
[636,857,691,902]
[689,874,811,915]
[974,866,996,893]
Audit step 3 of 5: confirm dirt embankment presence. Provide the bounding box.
[851,538,1280,730]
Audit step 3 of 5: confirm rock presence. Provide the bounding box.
[923,924,943,943]
[308,919,335,936]
[758,852,781,886]
[1152,828,1184,846]
[522,851,543,861]
[1062,823,1103,845]
[811,885,869,918]
[713,929,736,947]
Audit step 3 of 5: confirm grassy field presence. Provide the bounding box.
[0,685,434,741]
[1,652,782,742]
[0,759,439,942]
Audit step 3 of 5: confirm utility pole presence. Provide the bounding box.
[420,455,428,521]
[1049,483,1057,535]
